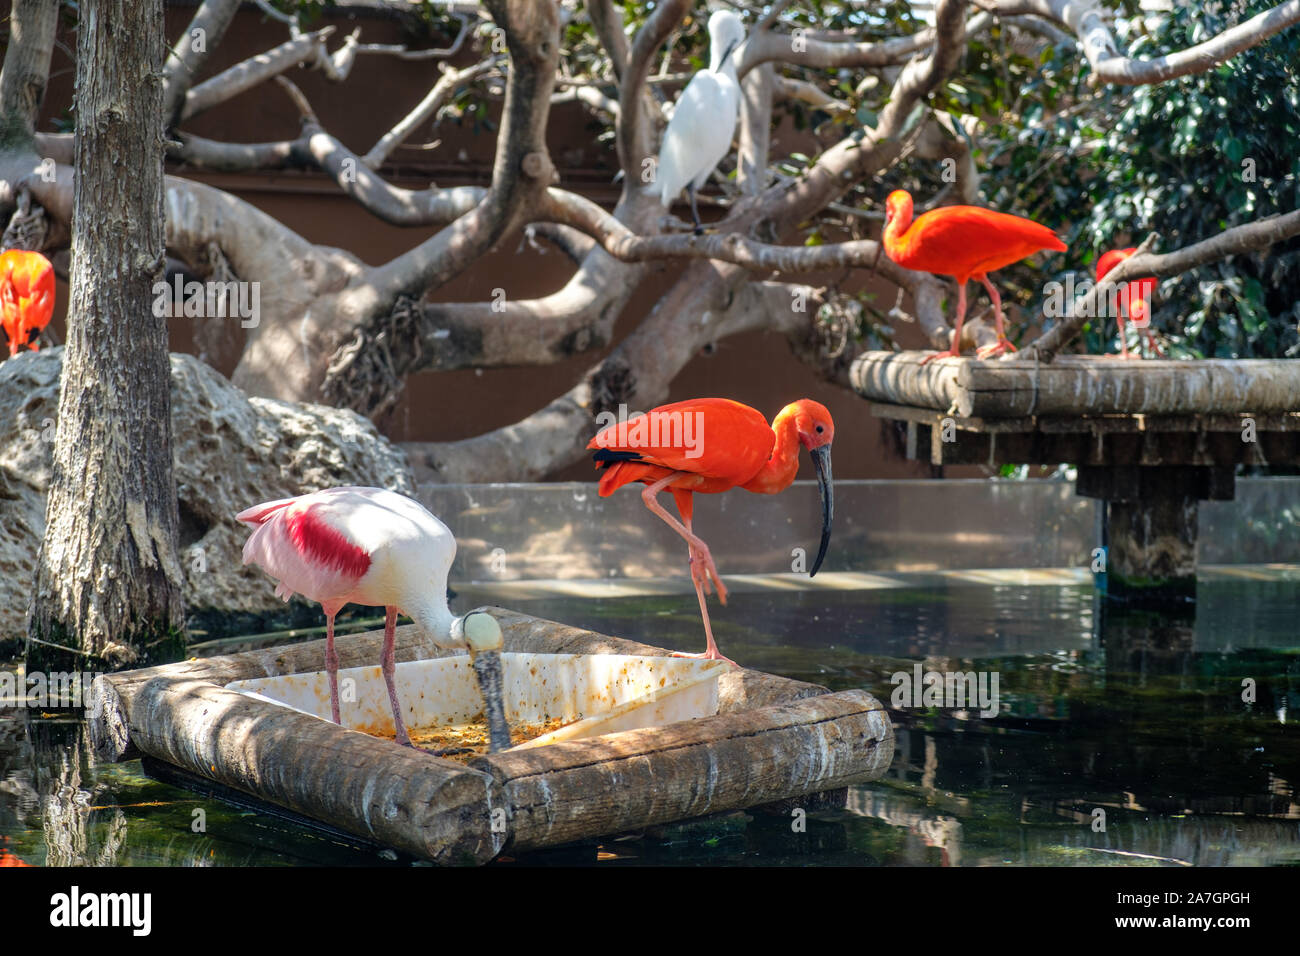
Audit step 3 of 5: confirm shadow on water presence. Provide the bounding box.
[2,575,1297,866]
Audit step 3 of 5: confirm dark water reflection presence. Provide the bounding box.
[2,576,1297,866]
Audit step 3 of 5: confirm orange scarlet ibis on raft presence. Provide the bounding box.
[1096,247,1163,359]
[0,249,55,357]
[882,189,1067,362]
[237,487,511,752]
[589,398,835,665]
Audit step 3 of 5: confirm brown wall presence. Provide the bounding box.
[26,3,976,482]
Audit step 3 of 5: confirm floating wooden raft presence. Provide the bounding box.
[849,351,1300,419]
[87,608,893,865]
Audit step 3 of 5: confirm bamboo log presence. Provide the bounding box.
[87,607,831,755]
[851,351,1300,418]
[473,689,892,852]
[85,609,874,860]
[90,675,503,864]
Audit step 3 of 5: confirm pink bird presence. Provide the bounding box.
[237,486,510,752]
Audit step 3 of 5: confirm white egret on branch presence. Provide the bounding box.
[656,10,746,233]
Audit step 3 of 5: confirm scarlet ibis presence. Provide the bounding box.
[0,249,55,357]
[237,486,511,753]
[589,398,834,665]
[657,10,746,233]
[1096,247,1163,359]
[882,189,1067,362]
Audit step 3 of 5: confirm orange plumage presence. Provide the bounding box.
[0,249,56,357]
[883,189,1066,361]
[1096,247,1162,359]
[589,397,835,663]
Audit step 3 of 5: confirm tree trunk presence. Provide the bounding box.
[27,0,185,671]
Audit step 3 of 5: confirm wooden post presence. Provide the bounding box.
[1077,465,1234,605]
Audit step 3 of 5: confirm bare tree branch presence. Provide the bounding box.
[363,58,499,169]
[162,0,241,125]
[616,0,690,184]
[0,0,60,142]
[738,11,992,75]
[986,0,1300,85]
[586,0,632,81]
[180,27,335,121]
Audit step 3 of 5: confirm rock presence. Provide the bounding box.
[0,348,414,654]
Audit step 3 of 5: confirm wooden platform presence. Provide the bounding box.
[850,351,1300,419]
[87,609,893,864]
[851,351,1300,603]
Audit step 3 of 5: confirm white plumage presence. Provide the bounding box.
[656,10,746,230]
[237,486,510,751]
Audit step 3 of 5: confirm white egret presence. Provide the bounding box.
[656,10,746,233]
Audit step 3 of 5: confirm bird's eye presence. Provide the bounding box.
[816,425,824,434]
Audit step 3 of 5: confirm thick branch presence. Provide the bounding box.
[180,27,335,121]
[0,0,59,144]
[404,266,809,483]
[616,0,690,181]
[307,130,487,225]
[161,0,240,125]
[586,0,631,81]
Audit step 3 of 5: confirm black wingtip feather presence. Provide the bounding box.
[592,448,645,469]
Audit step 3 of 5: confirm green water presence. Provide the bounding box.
[2,575,1298,866]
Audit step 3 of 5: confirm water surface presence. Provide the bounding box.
[2,572,1297,866]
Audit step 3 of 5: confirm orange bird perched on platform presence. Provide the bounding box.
[882,189,1066,363]
[1096,247,1163,359]
[0,249,55,357]
[589,398,835,665]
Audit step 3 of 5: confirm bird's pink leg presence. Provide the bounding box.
[920,281,968,365]
[974,274,1017,359]
[1142,327,1165,357]
[640,475,728,605]
[1116,311,1135,360]
[671,504,737,666]
[322,604,342,725]
[380,606,412,748]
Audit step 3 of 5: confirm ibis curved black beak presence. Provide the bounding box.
[809,444,833,577]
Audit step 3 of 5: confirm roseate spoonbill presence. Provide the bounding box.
[237,486,511,753]
[657,10,746,233]
[0,249,55,357]
[589,398,834,665]
[1096,247,1163,359]
[882,189,1067,362]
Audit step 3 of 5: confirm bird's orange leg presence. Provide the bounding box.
[380,606,412,748]
[920,281,968,365]
[974,274,1017,359]
[640,475,728,604]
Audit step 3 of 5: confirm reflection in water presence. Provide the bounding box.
[1,574,1298,866]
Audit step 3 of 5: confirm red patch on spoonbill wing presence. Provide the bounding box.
[285,505,371,579]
